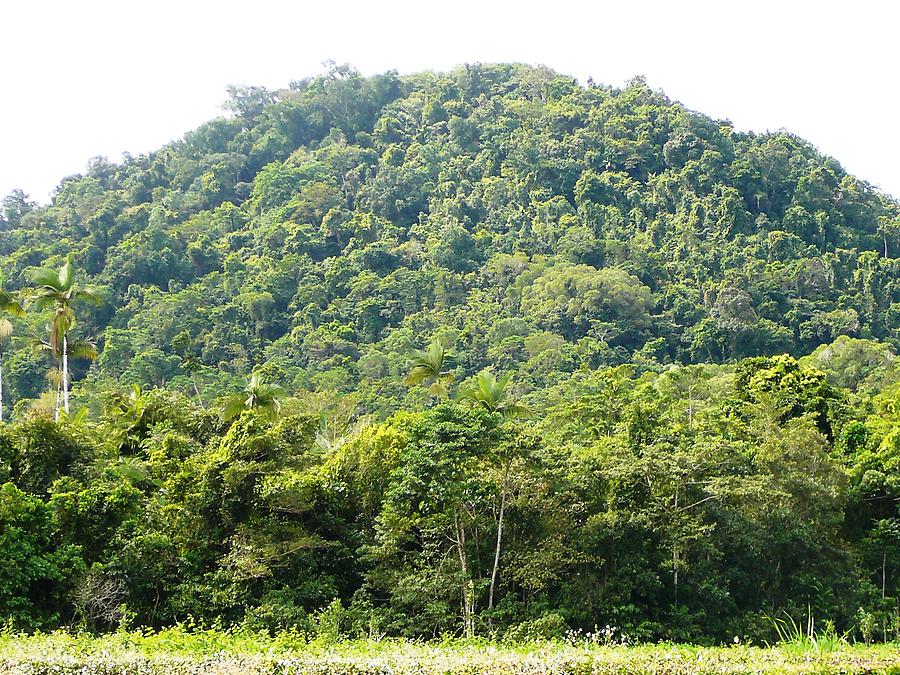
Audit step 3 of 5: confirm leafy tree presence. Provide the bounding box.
[104,384,150,454]
[0,189,34,229]
[0,483,84,629]
[376,405,500,637]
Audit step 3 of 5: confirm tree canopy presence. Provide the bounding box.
[0,63,895,411]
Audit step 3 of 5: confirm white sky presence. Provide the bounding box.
[1,0,898,204]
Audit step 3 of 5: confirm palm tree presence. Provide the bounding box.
[404,339,454,397]
[455,369,529,419]
[27,257,101,420]
[0,274,23,422]
[456,369,530,612]
[224,372,286,421]
[34,334,98,421]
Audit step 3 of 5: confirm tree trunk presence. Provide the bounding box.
[192,374,205,408]
[62,335,70,415]
[455,509,473,638]
[673,545,679,606]
[55,379,61,422]
[488,469,509,611]
[673,490,679,607]
[687,385,694,431]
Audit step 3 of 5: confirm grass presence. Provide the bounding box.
[0,628,897,674]
[767,612,852,655]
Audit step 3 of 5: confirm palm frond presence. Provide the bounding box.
[67,339,98,361]
[27,293,59,311]
[405,363,437,385]
[76,285,104,306]
[477,370,504,403]
[58,259,74,291]
[501,403,532,420]
[28,266,64,290]
[427,376,453,398]
[43,308,76,358]
[454,381,476,401]
[0,292,24,316]
[60,406,90,425]
[112,457,152,483]
[223,395,249,421]
[457,369,526,418]
[405,339,453,396]
[223,373,287,421]
[32,337,53,356]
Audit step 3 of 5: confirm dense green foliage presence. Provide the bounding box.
[0,349,896,642]
[0,63,897,406]
[0,64,898,643]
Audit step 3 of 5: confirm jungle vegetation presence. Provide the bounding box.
[0,63,897,643]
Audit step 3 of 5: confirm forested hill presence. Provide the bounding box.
[1,62,898,410]
[1,63,900,642]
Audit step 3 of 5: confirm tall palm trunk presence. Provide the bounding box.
[55,374,62,422]
[0,350,5,423]
[62,335,70,415]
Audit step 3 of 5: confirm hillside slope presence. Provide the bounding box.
[1,62,898,411]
